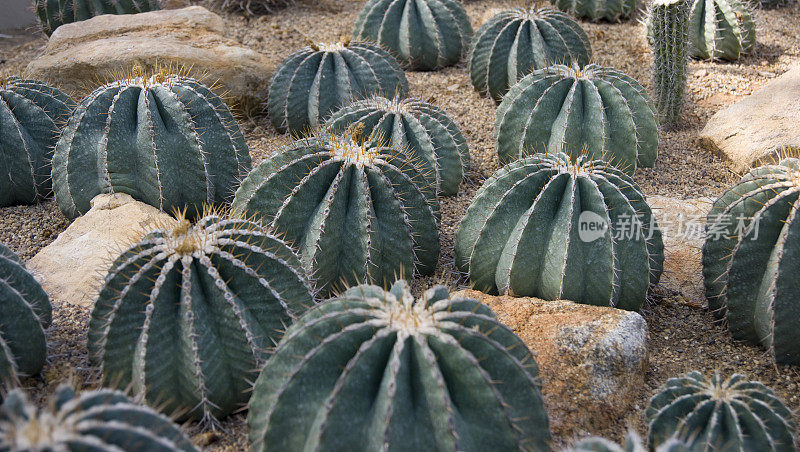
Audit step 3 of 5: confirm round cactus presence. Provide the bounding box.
[52,68,251,220]
[565,431,689,452]
[688,0,755,60]
[0,77,75,207]
[0,243,52,397]
[353,0,473,70]
[550,0,637,21]
[325,94,469,196]
[0,384,197,451]
[647,371,796,451]
[247,280,551,452]
[702,158,800,365]
[35,0,160,36]
[232,130,440,295]
[455,153,664,311]
[269,40,408,136]
[469,8,592,102]
[87,210,314,423]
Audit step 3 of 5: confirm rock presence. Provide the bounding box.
[455,289,648,437]
[27,193,176,307]
[699,65,800,172]
[25,6,274,114]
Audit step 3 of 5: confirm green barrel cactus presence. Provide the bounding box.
[35,0,160,36]
[0,384,197,451]
[269,40,408,136]
[455,153,664,311]
[325,94,469,196]
[0,243,52,397]
[550,0,637,21]
[565,431,690,452]
[647,0,690,126]
[702,158,800,365]
[469,8,592,102]
[353,0,473,70]
[232,130,440,295]
[87,211,314,423]
[647,371,796,451]
[52,69,251,220]
[248,280,551,452]
[495,64,658,173]
[688,0,755,60]
[0,77,75,207]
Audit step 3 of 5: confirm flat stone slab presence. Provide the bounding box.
[699,65,800,173]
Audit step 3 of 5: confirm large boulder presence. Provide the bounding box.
[455,289,648,437]
[25,6,273,113]
[699,65,800,172]
[27,193,176,307]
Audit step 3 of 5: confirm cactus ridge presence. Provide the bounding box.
[468,7,592,102]
[268,41,409,136]
[647,0,690,126]
[325,94,469,196]
[247,280,551,452]
[688,0,755,60]
[35,0,160,36]
[550,0,638,21]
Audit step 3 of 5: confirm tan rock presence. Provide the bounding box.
[27,193,176,307]
[25,6,274,113]
[455,289,648,437]
[699,65,800,173]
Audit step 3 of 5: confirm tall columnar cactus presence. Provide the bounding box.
[232,130,440,295]
[688,0,755,60]
[647,0,690,125]
[702,158,800,365]
[52,68,251,220]
[87,211,314,423]
[353,0,473,70]
[647,371,796,451]
[35,0,160,36]
[455,153,664,311]
[0,77,75,207]
[269,40,408,135]
[325,95,469,196]
[496,64,658,174]
[550,0,637,21]
[248,281,551,452]
[469,8,592,102]
[0,243,52,398]
[0,385,197,451]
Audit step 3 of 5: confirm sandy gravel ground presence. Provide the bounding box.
[1,0,800,449]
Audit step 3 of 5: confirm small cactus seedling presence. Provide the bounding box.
[647,0,690,125]
[353,0,473,70]
[469,7,592,102]
[496,64,658,174]
[35,0,160,36]
[550,0,638,21]
[688,0,755,60]
[325,94,469,195]
[647,371,796,451]
[232,130,440,295]
[455,153,664,311]
[0,384,197,451]
[87,209,314,424]
[269,40,408,135]
[0,77,75,207]
[52,67,251,220]
[247,281,551,452]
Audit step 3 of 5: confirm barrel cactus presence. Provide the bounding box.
[647,0,690,126]
[565,431,689,452]
[87,210,314,423]
[702,158,800,365]
[550,0,637,21]
[455,153,664,311]
[353,0,473,70]
[232,130,439,295]
[35,0,160,36]
[469,8,592,102]
[496,64,658,173]
[647,371,796,451]
[52,68,251,220]
[0,384,197,451]
[0,243,51,398]
[269,40,408,135]
[325,94,469,195]
[688,0,755,60]
[248,280,551,451]
[0,77,75,207]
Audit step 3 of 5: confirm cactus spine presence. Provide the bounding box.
[35,0,160,36]
[648,0,689,126]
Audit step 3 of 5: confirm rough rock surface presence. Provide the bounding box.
[27,193,176,307]
[455,289,648,437]
[25,6,274,113]
[699,65,800,173]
